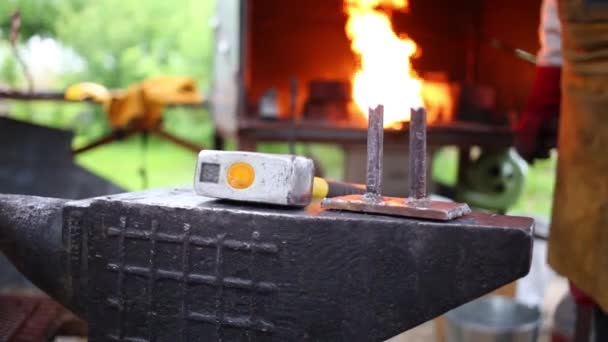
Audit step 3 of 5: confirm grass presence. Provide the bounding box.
[75,136,556,219]
[76,135,199,190]
[432,147,556,218]
[75,138,346,190]
[73,108,216,190]
[510,152,556,218]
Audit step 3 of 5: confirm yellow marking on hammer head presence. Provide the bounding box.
[227,162,255,189]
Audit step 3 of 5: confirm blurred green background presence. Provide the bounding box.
[0,0,555,218]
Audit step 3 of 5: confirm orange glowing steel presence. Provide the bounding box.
[344,0,423,127]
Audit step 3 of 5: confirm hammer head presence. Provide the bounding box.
[194,150,315,206]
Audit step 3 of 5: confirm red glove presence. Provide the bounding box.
[569,281,596,307]
[515,66,561,162]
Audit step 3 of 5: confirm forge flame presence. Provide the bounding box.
[344,0,423,127]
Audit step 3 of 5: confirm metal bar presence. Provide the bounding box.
[365,105,384,199]
[0,89,207,108]
[409,107,427,200]
[0,90,73,101]
[288,77,298,155]
[151,129,203,153]
[486,37,536,65]
[237,120,514,149]
[71,129,139,156]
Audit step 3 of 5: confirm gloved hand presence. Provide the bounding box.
[570,281,596,307]
[515,66,561,162]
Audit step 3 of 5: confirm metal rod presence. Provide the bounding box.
[409,107,427,200]
[0,89,207,108]
[288,77,298,155]
[364,105,384,199]
[151,128,203,153]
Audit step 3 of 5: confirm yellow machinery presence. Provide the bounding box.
[65,76,204,154]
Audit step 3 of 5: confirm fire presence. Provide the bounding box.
[344,0,423,127]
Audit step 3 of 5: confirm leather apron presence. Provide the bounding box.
[548,0,608,311]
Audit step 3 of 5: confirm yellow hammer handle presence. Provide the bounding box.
[312,177,366,200]
[312,177,330,199]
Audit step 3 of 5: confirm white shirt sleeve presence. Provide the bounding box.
[537,0,562,66]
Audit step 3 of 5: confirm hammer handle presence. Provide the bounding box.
[313,177,366,199]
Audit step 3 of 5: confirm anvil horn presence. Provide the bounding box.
[0,194,75,311]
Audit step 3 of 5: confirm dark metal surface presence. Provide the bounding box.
[0,195,70,307]
[409,108,427,201]
[302,80,351,122]
[0,188,534,341]
[365,105,384,198]
[237,119,514,149]
[0,118,123,199]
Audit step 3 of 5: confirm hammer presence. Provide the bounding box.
[194,150,365,206]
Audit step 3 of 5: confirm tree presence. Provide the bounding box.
[54,0,215,89]
[0,0,84,39]
[1,0,215,90]
[1,0,215,142]
[51,0,216,142]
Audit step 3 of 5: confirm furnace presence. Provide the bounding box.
[210,0,539,202]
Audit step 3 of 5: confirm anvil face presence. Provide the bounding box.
[1,188,533,341]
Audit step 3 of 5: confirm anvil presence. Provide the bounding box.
[0,188,533,341]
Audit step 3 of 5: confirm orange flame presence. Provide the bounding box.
[344,0,423,127]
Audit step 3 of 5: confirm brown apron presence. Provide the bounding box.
[549,0,608,311]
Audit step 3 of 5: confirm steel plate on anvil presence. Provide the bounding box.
[321,194,472,221]
[62,188,533,341]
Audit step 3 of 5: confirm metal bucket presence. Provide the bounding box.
[446,295,541,342]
